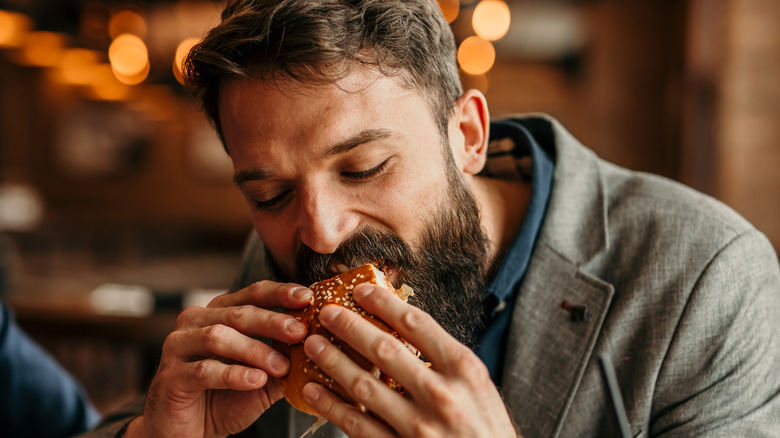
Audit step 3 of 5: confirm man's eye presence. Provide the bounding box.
[253,190,292,212]
[342,159,390,182]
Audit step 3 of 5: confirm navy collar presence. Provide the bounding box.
[482,119,555,312]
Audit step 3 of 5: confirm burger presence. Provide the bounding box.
[274,263,416,417]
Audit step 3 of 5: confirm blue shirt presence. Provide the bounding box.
[474,119,555,384]
[0,301,101,437]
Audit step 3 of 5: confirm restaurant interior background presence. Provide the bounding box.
[1,0,778,415]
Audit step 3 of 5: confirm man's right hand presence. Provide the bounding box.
[123,281,312,438]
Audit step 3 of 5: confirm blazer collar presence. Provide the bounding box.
[499,115,615,437]
[512,115,610,266]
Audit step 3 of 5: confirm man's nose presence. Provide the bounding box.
[297,187,359,255]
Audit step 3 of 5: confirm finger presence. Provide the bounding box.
[209,280,313,310]
[165,324,291,377]
[304,333,419,436]
[303,382,397,438]
[352,283,459,370]
[175,304,307,344]
[174,358,270,393]
[302,381,397,438]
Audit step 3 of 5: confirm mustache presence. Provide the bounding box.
[292,227,416,287]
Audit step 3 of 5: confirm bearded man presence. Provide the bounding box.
[84,0,780,437]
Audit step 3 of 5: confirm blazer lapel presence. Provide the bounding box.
[500,116,616,437]
[501,243,614,437]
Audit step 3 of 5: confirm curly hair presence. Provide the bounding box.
[183,0,462,144]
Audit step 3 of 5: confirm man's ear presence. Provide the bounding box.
[451,89,490,175]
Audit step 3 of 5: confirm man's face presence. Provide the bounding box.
[220,69,489,345]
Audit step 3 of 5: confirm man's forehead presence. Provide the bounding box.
[221,66,404,101]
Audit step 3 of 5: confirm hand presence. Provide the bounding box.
[124,281,312,438]
[300,283,519,438]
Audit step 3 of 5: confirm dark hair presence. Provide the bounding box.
[183,0,462,143]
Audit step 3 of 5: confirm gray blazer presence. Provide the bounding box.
[84,116,780,437]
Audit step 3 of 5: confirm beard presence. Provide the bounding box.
[265,153,490,348]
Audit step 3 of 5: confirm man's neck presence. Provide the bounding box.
[471,175,532,269]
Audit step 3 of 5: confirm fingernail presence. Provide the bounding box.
[305,335,326,355]
[285,318,307,335]
[292,287,313,302]
[303,382,321,402]
[318,305,343,324]
[269,352,289,373]
[353,283,375,299]
[246,369,265,385]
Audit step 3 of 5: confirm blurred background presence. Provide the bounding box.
[0,0,778,416]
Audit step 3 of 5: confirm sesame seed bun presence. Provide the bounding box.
[274,263,414,416]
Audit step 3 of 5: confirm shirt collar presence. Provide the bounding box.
[482,119,555,311]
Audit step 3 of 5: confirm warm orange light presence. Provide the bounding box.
[472,0,511,41]
[108,9,147,39]
[173,37,200,86]
[457,36,495,75]
[112,58,149,85]
[88,64,131,100]
[0,10,33,48]
[56,48,101,85]
[109,33,149,83]
[16,31,67,67]
[438,0,460,23]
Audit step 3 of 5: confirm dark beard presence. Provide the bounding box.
[265,157,490,348]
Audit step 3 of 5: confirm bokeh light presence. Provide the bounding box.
[108,9,147,39]
[15,31,67,67]
[457,36,495,75]
[88,64,131,100]
[56,48,101,85]
[472,0,511,41]
[0,10,33,48]
[438,0,460,23]
[108,33,149,84]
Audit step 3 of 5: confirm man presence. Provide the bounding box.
[86,0,780,437]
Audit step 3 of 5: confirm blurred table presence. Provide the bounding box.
[3,250,239,414]
[6,291,179,414]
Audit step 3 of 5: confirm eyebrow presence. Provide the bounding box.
[233,128,394,186]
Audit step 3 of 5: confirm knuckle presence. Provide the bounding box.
[193,360,211,382]
[267,311,288,332]
[246,340,269,363]
[176,305,202,328]
[318,345,342,371]
[451,348,485,378]
[226,305,251,328]
[350,374,376,400]
[423,378,457,409]
[246,281,267,299]
[339,310,363,334]
[340,409,365,437]
[202,324,227,348]
[224,364,243,385]
[401,307,435,332]
[373,336,404,362]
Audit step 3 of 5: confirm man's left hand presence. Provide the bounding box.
[301,282,520,438]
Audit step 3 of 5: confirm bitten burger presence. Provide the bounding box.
[274,263,416,416]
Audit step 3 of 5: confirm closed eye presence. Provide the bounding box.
[253,189,292,212]
[342,159,390,182]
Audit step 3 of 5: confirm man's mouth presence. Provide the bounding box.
[328,261,401,287]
